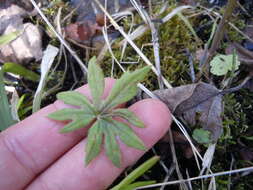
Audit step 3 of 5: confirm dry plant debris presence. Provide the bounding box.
[152,82,223,142]
[1,0,253,189]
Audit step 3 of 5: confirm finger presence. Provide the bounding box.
[27,99,172,190]
[0,78,116,190]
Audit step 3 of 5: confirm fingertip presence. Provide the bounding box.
[119,98,172,166]
[129,98,172,145]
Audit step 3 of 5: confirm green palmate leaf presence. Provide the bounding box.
[48,61,150,168]
[48,108,94,120]
[85,120,103,165]
[88,57,105,107]
[48,108,95,133]
[60,116,94,133]
[104,66,151,110]
[57,91,94,112]
[103,122,121,167]
[111,120,146,151]
[111,108,144,128]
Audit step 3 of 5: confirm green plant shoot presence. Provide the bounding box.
[111,156,159,190]
[192,128,212,144]
[48,57,151,167]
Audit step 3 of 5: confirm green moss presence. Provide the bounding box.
[211,90,253,189]
[227,16,246,42]
[100,7,200,90]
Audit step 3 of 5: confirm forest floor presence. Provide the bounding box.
[0,0,253,189]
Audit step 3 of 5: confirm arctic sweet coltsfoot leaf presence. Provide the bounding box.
[210,53,240,76]
[48,57,151,167]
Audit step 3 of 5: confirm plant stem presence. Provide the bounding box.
[198,0,237,79]
[209,0,237,56]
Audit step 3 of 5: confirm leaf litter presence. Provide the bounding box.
[1,0,253,188]
[147,82,223,142]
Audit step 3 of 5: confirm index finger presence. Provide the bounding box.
[0,78,115,190]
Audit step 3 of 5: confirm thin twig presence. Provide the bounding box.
[94,0,172,88]
[167,127,189,190]
[199,0,237,77]
[209,0,237,56]
[131,0,163,89]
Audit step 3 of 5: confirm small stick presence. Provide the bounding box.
[198,0,237,78]
[209,0,237,56]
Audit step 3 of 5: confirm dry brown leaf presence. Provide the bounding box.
[153,82,223,142]
[65,0,144,45]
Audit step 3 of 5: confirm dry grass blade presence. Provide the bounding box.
[198,5,253,44]
[136,166,253,189]
[94,0,172,88]
[98,1,211,184]
[33,45,59,112]
[130,0,163,89]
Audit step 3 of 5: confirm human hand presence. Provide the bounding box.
[0,78,171,190]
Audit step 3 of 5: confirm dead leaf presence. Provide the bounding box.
[65,0,139,45]
[152,82,223,142]
[65,22,97,42]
